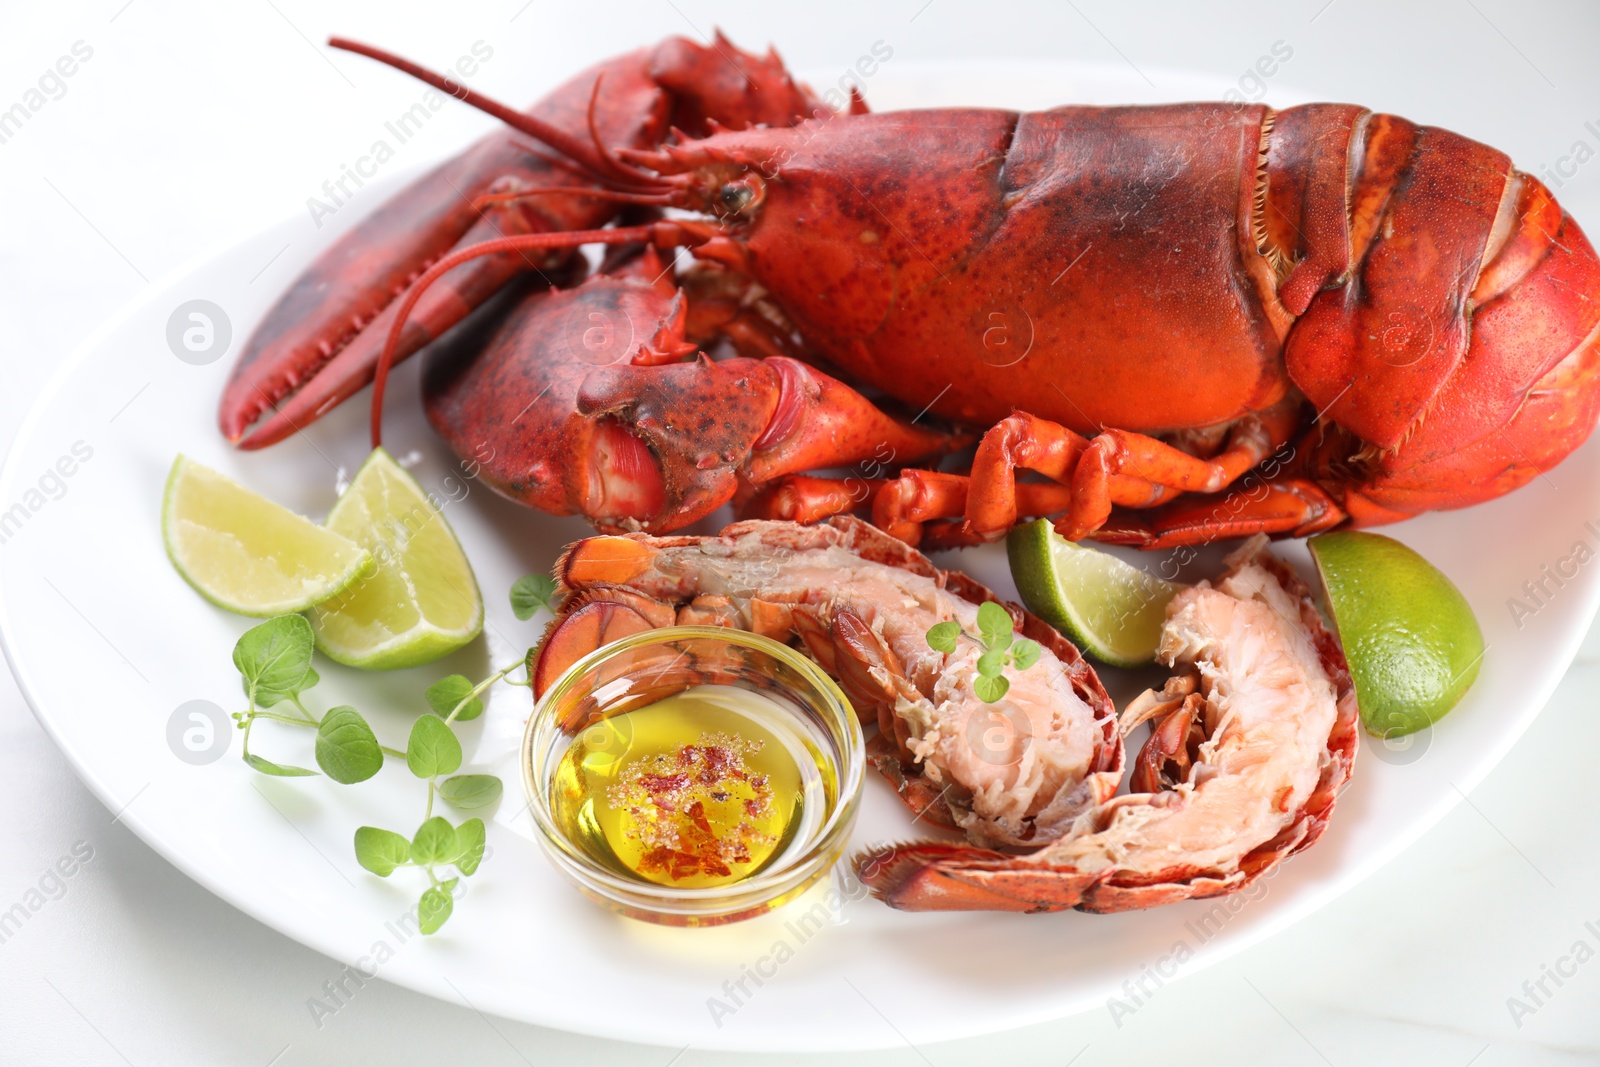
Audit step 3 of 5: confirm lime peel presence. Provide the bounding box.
[1005,518,1183,667]
[309,448,483,670]
[163,455,372,617]
[1309,531,1484,739]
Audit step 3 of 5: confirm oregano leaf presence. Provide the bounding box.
[973,673,1010,704]
[454,818,487,876]
[233,615,314,707]
[438,775,502,810]
[315,706,383,784]
[976,646,1007,678]
[510,574,558,621]
[926,620,961,654]
[426,675,483,722]
[418,884,454,935]
[1011,639,1041,671]
[354,826,411,877]
[410,816,457,866]
[975,601,1012,648]
[407,715,462,779]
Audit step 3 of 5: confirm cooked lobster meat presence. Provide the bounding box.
[856,537,1359,912]
[531,516,1123,847]
[533,522,1358,913]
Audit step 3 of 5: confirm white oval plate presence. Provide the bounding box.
[4,60,1598,1052]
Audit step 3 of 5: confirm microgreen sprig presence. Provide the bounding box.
[223,573,560,934]
[926,601,1042,703]
[231,615,384,781]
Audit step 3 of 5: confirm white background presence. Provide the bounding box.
[4,0,1600,1063]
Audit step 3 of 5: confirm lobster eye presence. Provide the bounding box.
[715,177,763,216]
[718,183,754,213]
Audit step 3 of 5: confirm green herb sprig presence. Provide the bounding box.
[225,575,558,933]
[509,573,558,620]
[925,601,1041,703]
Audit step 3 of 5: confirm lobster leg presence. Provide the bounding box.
[875,398,1305,546]
[1093,479,1345,548]
[741,475,884,525]
[871,468,1144,547]
[875,466,1342,551]
[750,470,1086,541]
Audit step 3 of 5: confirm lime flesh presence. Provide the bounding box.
[1006,518,1183,667]
[1309,531,1484,739]
[309,448,483,670]
[162,456,372,617]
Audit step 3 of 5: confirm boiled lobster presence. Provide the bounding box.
[533,520,1356,913]
[533,517,1123,848]
[858,537,1359,912]
[220,35,1600,551]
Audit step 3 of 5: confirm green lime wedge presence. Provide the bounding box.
[1006,518,1183,667]
[163,456,373,617]
[1309,531,1484,739]
[309,448,483,670]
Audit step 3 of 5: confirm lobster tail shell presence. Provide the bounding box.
[533,516,1122,842]
[857,538,1359,914]
[1283,112,1515,450]
[1267,107,1600,522]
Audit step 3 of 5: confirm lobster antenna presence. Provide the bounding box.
[582,74,672,188]
[470,187,673,212]
[328,37,667,194]
[368,225,674,448]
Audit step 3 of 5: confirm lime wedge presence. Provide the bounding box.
[1309,531,1484,739]
[1006,518,1183,667]
[163,456,372,617]
[309,448,483,670]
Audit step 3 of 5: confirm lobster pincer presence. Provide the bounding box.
[220,34,819,450]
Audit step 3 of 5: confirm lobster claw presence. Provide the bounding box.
[574,354,784,530]
[220,48,671,450]
[220,34,823,450]
[220,134,566,446]
[423,247,849,534]
[421,249,696,526]
[575,348,966,533]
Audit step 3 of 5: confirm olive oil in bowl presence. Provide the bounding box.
[549,685,832,889]
[525,626,864,925]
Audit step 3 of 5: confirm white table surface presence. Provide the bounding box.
[5,0,1600,1062]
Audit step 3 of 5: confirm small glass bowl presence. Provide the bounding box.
[523,626,865,926]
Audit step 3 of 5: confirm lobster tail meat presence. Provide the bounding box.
[857,536,1358,913]
[533,517,1122,846]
